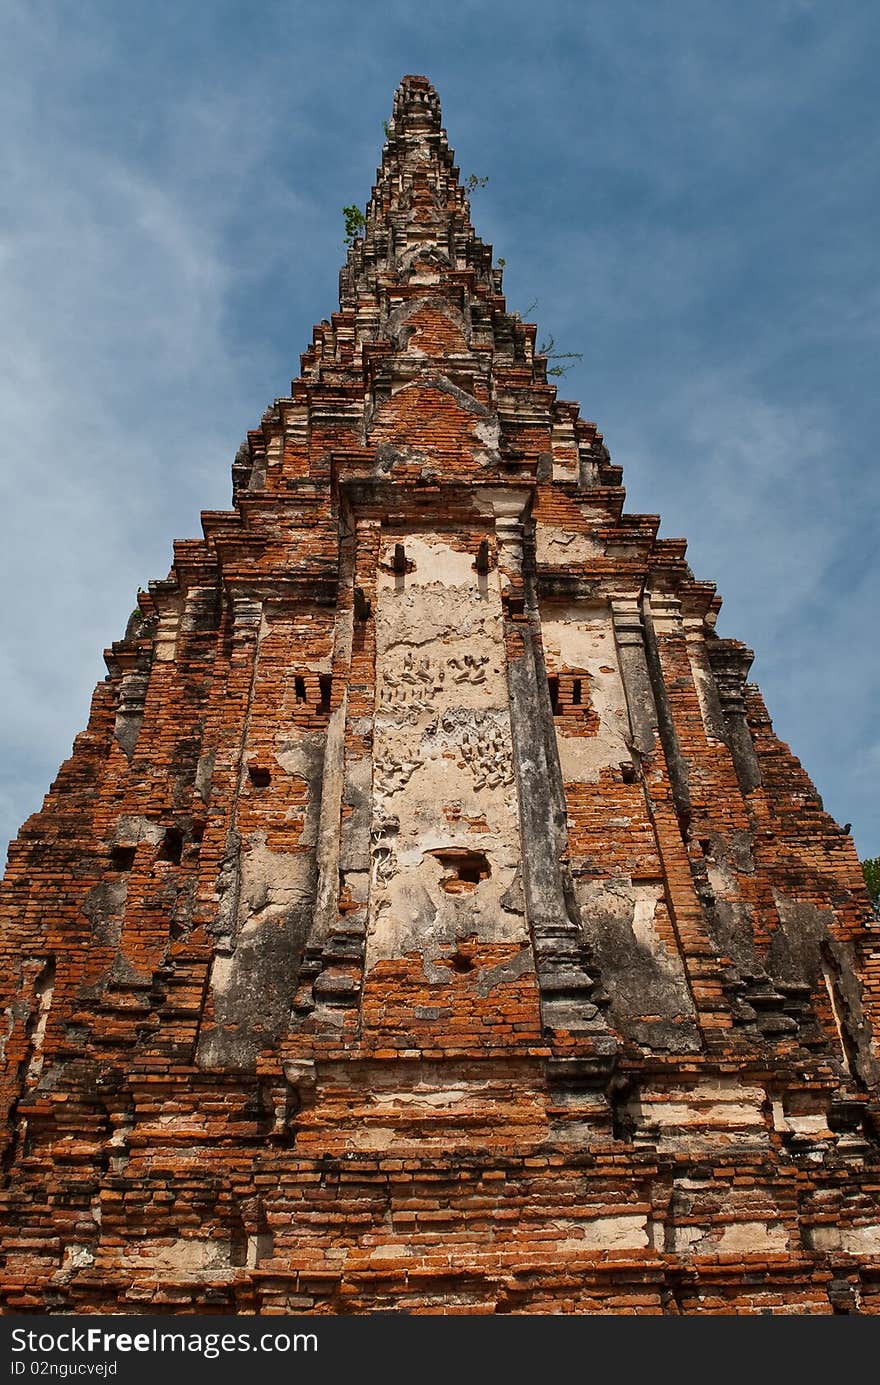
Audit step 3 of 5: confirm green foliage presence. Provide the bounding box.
[510,305,583,377]
[537,333,584,378]
[342,204,366,246]
[465,174,489,192]
[496,257,506,268]
[382,120,390,138]
[863,857,880,903]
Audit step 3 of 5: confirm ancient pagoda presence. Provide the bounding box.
[2,75,879,1316]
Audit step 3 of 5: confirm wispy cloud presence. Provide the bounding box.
[616,376,879,854]
[0,7,302,850]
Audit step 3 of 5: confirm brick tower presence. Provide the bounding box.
[2,75,879,1316]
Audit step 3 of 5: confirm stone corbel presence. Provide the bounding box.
[646,592,683,636]
[228,591,264,638]
[640,593,692,825]
[113,665,151,761]
[610,598,658,758]
[683,615,729,744]
[707,640,762,795]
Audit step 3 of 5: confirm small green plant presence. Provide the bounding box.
[538,333,583,378]
[342,204,366,246]
[864,858,880,904]
[382,120,391,138]
[465,174,489,193]
[497,257,506,268]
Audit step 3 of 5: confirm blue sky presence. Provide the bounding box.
[1,0,878,861]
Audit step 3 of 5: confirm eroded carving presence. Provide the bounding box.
[374,756,420,796]
[434,708,514,791]
[371,815,400,886]
[379,651,491,714]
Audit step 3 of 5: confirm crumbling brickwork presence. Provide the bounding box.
[2,75,879,1315]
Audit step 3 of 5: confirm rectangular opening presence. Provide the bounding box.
[110,845,136,872]
[548,676,560,716]
[572,678,582,706]
[318,674,332,715]
[158,828,184,865]
[457,855,488,885]
[248,765,271,789]
[294,675,306,703]
[429,848,491,894]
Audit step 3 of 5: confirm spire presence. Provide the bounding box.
[339,75,495,312]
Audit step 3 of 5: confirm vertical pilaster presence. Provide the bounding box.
[193,593,263,1067]
[291,516,380,1036]
[611,597,732,1042]
[610,598,658,757]
[500,500,615,1057]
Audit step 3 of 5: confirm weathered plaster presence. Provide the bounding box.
[367,534,526,968]
[540,604,631,781]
